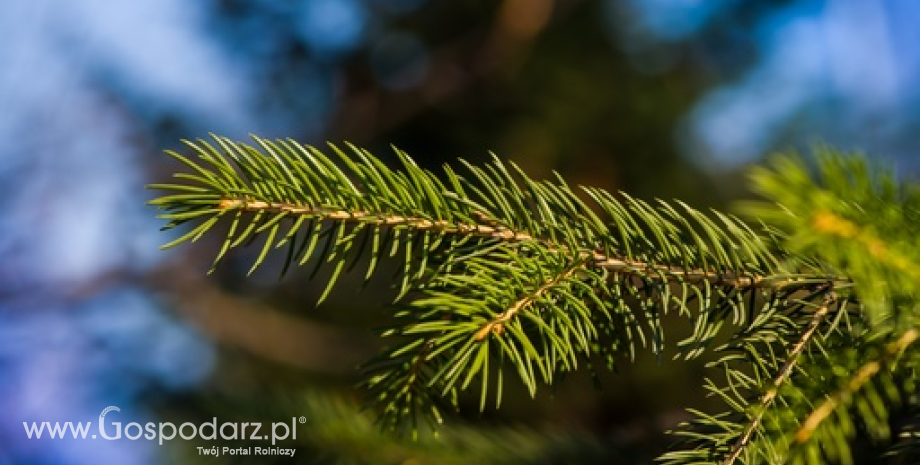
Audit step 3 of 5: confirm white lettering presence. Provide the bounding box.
[124,422,143,440]
[271,422,289,445]
[159,422,176,445]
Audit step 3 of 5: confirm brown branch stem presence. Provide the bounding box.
[218,198,533,241]
[723,292,835,465]
[474,264,582,341]
[218,197,848,292]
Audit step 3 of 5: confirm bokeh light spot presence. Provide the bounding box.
[297,0,367,55]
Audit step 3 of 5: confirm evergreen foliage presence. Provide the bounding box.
[149,135,920,464]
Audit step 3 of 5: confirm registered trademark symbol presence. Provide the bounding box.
[299,416,306,424]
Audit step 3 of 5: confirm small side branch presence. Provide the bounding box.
[474,264,582,341]
[723,290,836,465]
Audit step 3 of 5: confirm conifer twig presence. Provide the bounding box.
[723,289,836,465]
[474,264,583,340]
[217,197,846,292]
[218,198,534,241]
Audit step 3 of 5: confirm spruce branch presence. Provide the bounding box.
[147,135,842,435]
[149,135,797,295]
[659,284,847,465]
[722,289,836,465]
[149,135,920,465]
[152,135,815,433]
[218,192,801,290]
[663,151,920,465]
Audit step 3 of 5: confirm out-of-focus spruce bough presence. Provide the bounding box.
[149,135,920,465]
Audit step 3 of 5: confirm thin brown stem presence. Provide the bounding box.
[218,197,848,292]
[218,198,533,241]
[723,291,835,465]
[474,264,582,341]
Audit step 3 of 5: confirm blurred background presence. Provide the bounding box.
[2,0,919,463]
